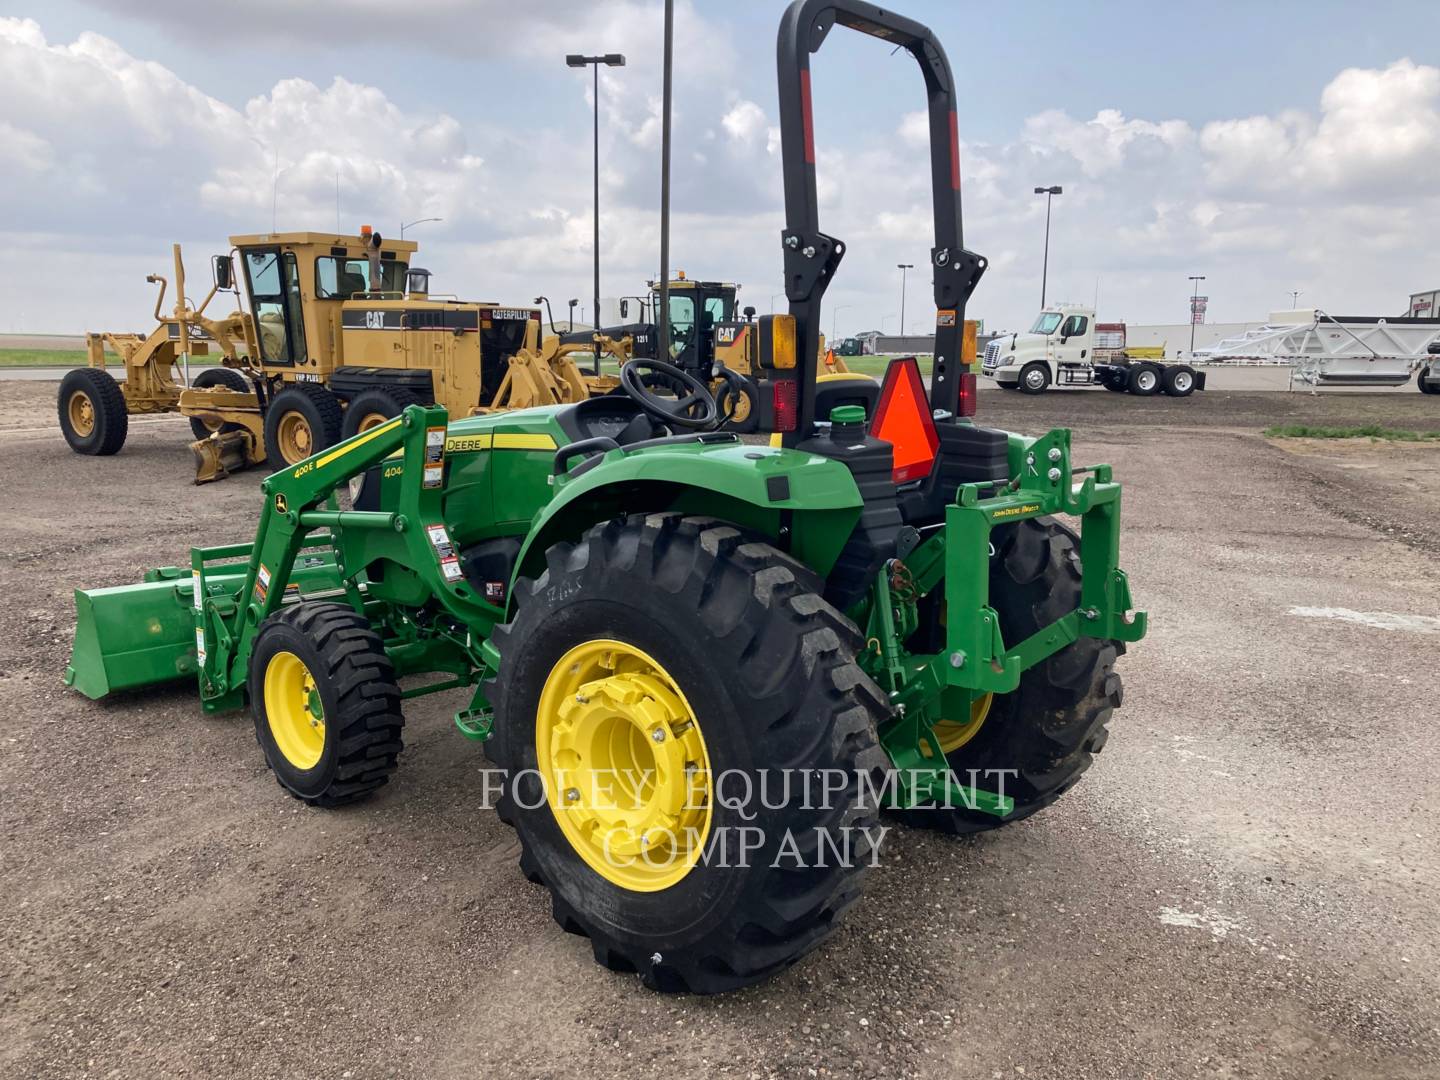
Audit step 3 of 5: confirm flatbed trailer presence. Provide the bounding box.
[1194,309,1440,390]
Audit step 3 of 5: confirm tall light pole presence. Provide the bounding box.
[1188,275,1207,356]
[771,291,784,314]
[896,264,914,339]
[832,304,853,342]
[1289,289,1303,309]
[400,216,442,240]
[566,52,626,359]
[1034,186,1062,307]
[657,0,675,360]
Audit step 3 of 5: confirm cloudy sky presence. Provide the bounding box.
[2,0,1438,337]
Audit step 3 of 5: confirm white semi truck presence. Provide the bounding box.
[981,304,1203,397]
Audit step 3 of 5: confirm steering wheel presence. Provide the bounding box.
[619,358,719,430]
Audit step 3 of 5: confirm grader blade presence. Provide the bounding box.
[64,572,199,700]
[190,430,257,484]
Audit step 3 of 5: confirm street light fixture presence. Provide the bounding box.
[896,264,914,339]
[1188,275,1207,356]
[1288,289,1303,309]
[1034,186,1062,307]
[566,52,626,368]
[400,216,442,239]
[832,303,854,342]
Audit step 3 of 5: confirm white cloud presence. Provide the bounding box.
[1,11,1438,339]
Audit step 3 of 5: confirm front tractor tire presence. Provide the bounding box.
[897,517,1124,835]
[248,602,405,807]
[1018,362,1051,395]
[264,383,343,470]
[58,368,128,455]
[487,513,891,994]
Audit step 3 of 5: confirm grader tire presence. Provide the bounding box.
[894,516,1124,835]
[58,368,128,455]
[248,602,405,807]
[188,367,252,439]
[340,387,424,440]
[264,383,343,470]
[487,513,891,994]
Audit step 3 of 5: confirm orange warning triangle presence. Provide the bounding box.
[871,356,939,483]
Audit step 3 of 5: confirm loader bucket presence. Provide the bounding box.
[64,569,198,699]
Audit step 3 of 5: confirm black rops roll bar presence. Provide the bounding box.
[775,0,987,443]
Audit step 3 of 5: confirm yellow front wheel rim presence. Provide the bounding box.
[536,639,712,892]
[276,412,313,463]
[67,391,96,436]
[264,651,326,770]
[931,692,994,755]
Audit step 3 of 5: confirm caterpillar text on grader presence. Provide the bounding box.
[64,0,1146,993]
[58,229,627,481]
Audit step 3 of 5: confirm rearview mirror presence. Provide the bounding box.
[743,305,756,319]
[620,299,630,319]
[213,255,233,291]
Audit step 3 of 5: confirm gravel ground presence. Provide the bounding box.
[2,379,1439,1079]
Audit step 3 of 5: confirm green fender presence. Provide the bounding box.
[511,439,865,591]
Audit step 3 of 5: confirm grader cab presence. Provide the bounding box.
[58,229,622,481]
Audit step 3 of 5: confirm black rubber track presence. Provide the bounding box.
[893,516,1125,835]
[486,513,892,994]
[58,367,128,455]
[188,367,252,439]
[264,382,344,470]
[248,602,405,807]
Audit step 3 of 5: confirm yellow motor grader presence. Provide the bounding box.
[58,229,626,481]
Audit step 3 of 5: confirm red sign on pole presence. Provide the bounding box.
[1190,296,1208,324]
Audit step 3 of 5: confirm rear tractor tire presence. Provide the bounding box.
[188,367,252,439]
[264,382,343,470]
[341,387,425,440]
[1161,364,1197,398]
[58,368,128,455]
[1018,362,1051,395]
[894,516,1124,835]
[248,602,405,807]
[487,513,891,994]
[1127,363,1161,396]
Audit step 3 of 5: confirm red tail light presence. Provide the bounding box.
[771,378,798,432]
[958,371,977,417]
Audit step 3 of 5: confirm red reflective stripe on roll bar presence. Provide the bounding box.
[801,70,816,164]
[949,110,960,190]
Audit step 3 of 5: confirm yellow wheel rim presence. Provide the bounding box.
[355,411,390,434]
[930,692,994,756]
[276,411,313,463]
[536,639,712,892]
[264,651,326,770]
[67,390,96,436]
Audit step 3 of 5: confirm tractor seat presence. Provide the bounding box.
[556,395,670,447]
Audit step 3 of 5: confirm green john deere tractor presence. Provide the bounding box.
[63,0,1146,994]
